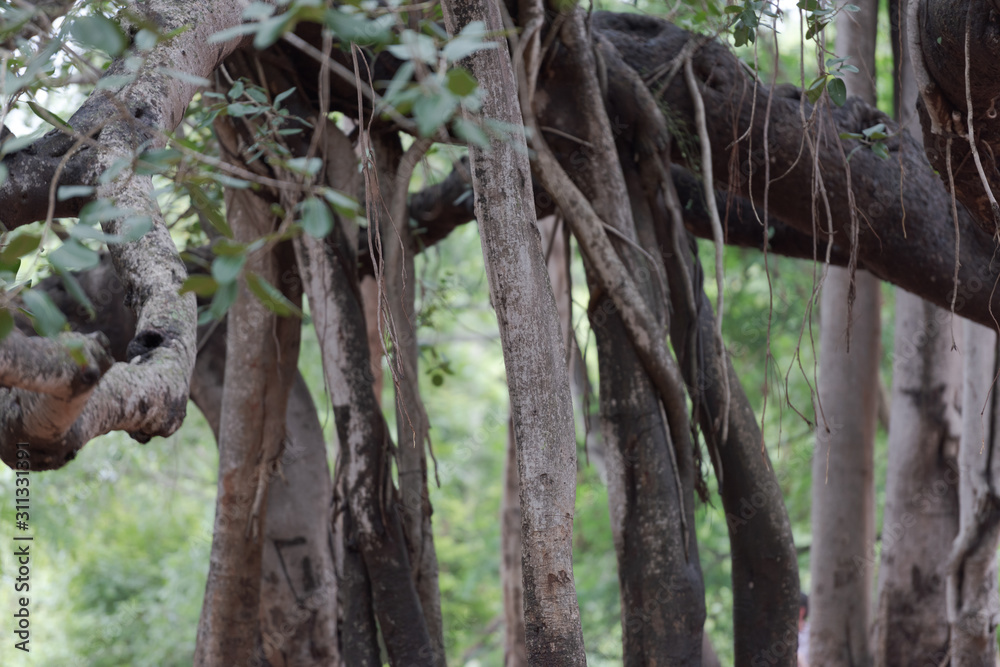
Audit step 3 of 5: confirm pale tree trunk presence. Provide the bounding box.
[258,375,339,667]
[188,324,339,667]
[948,322,1000,666]
[872,294,961,666]
[873,6,963,662]
[496,215,569,666]
[810,269,880,667]
[809,3,879,664]
[441,0,587,663]
[501,420,528,667]
[194,136,303,664]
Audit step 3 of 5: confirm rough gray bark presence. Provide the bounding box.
[195,128,303,665]
[589,11,1000,331]
[501,420,528,667]
[257,375,338,667]
[873,13,962,662]
[948,322,1000,666]
[0,0,259,466]
[808,7,879,665]
[191,338,339,667]
[873,293,961,666]
[441,0,587,663]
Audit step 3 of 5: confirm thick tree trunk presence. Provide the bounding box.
[948,322,1000,666]
[809,270,879,667]
[874,12,962,662]
[873,293,961,666]
[257,375,338,667]
[194,173,303,664]
[188,324,338,667]
[809,7,879,665]
[441,0,587,663]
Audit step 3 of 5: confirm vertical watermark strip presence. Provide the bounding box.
[12,442,31,653]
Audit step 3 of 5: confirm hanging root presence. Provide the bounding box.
[684,56,731,446]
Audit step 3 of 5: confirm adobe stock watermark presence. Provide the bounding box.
[11,442,33,654]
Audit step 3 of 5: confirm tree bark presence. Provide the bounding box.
[194,126,303,664]
[371,131,447,667]
[501,419,528,667]
[441,0,587,663]
[294,121,434,665]
[948,322,1000,666]
[874,11,962,662]
[809,6,879,665]
[873,293,961,666]
[534,10,706,663]
[809,270,879,667]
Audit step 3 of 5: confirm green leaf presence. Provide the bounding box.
[21,289,66,337]
[206,279,238,321]
[725,5,745,13]
[50,240,100,271]
[212,238,247,256]
[870,141,890,160]
[298,197,333,238]
[442,22,496,62]
[245,271,303,318]
[322,189,360,218]
[121,215,153,242]
[324,9,391,45]
[0,308,13,341]
[414,91,460,137]
[135,147,181,175]
[27,101,73,133]
[57,185,95,201]
[805,76,828,104]
[1,232,41,262]
[453,117,490,148]
[285,157,323,176]
[827,77,847,106]
[243,2,276,20]
[185,184,233,238]
[180,274,218,297]
[253,14,294,49]
[273,86,296,108]
[55,268,96,319]
[445,68,478,97]
[387,29,438,64]
[207,23,260,44]
[70,15,128,57]
[211,253,247,284]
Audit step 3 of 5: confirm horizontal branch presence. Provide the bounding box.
[593,11,1000,329]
